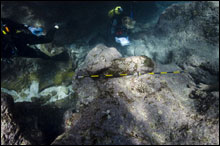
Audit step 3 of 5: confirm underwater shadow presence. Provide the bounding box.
[14,101,66,145]
[51,77,162,145]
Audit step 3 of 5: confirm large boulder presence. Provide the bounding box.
[73,44,155,105]
[1,93,32,145]
[131,1,219,85]
[1,92,66,145]
[79,44,122,74]
[156,1,219,45]
[104,56,154,75]
[155,1,219,65]
[54,67,219,145]
[160,1,219,86]
[54,44,218,145]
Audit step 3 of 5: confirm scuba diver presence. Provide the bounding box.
[1,18,66,62]
[108,6,126,37]
[107,6,136,46]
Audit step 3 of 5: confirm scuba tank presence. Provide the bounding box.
[1,20,18,58]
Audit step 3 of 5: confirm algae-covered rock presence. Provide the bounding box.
[53,69,75,86]
[80,44,122,73]
[105,56,154,75]
[1,57,75,103]
[73,45,154,109]
[35,43,65,57]
[76,44,154,76]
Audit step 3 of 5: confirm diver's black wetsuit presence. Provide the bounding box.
[110,13,127,37]
[107,9,132,44]
[1,18,57,59]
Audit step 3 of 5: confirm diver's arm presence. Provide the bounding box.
[27,27,58,45]
[16,44,51,59]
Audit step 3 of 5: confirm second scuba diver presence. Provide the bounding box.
[107,6,136,46]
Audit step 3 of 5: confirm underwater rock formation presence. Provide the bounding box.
[1,57,74,104]
[77,44,154,75]
[129,1,219,86]
[156,1,219,45]
[132,2,219,61]
[73,44,155,104]
[79,44,122,73]
[53,44,219,145]
[155,1,219,82]
[1,93,66,145]
[1,1,219,145]
[1,93,32,145]
[189,83,219,117]
[103,56,154,75]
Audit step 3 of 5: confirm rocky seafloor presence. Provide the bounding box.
[1,1,219,145]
